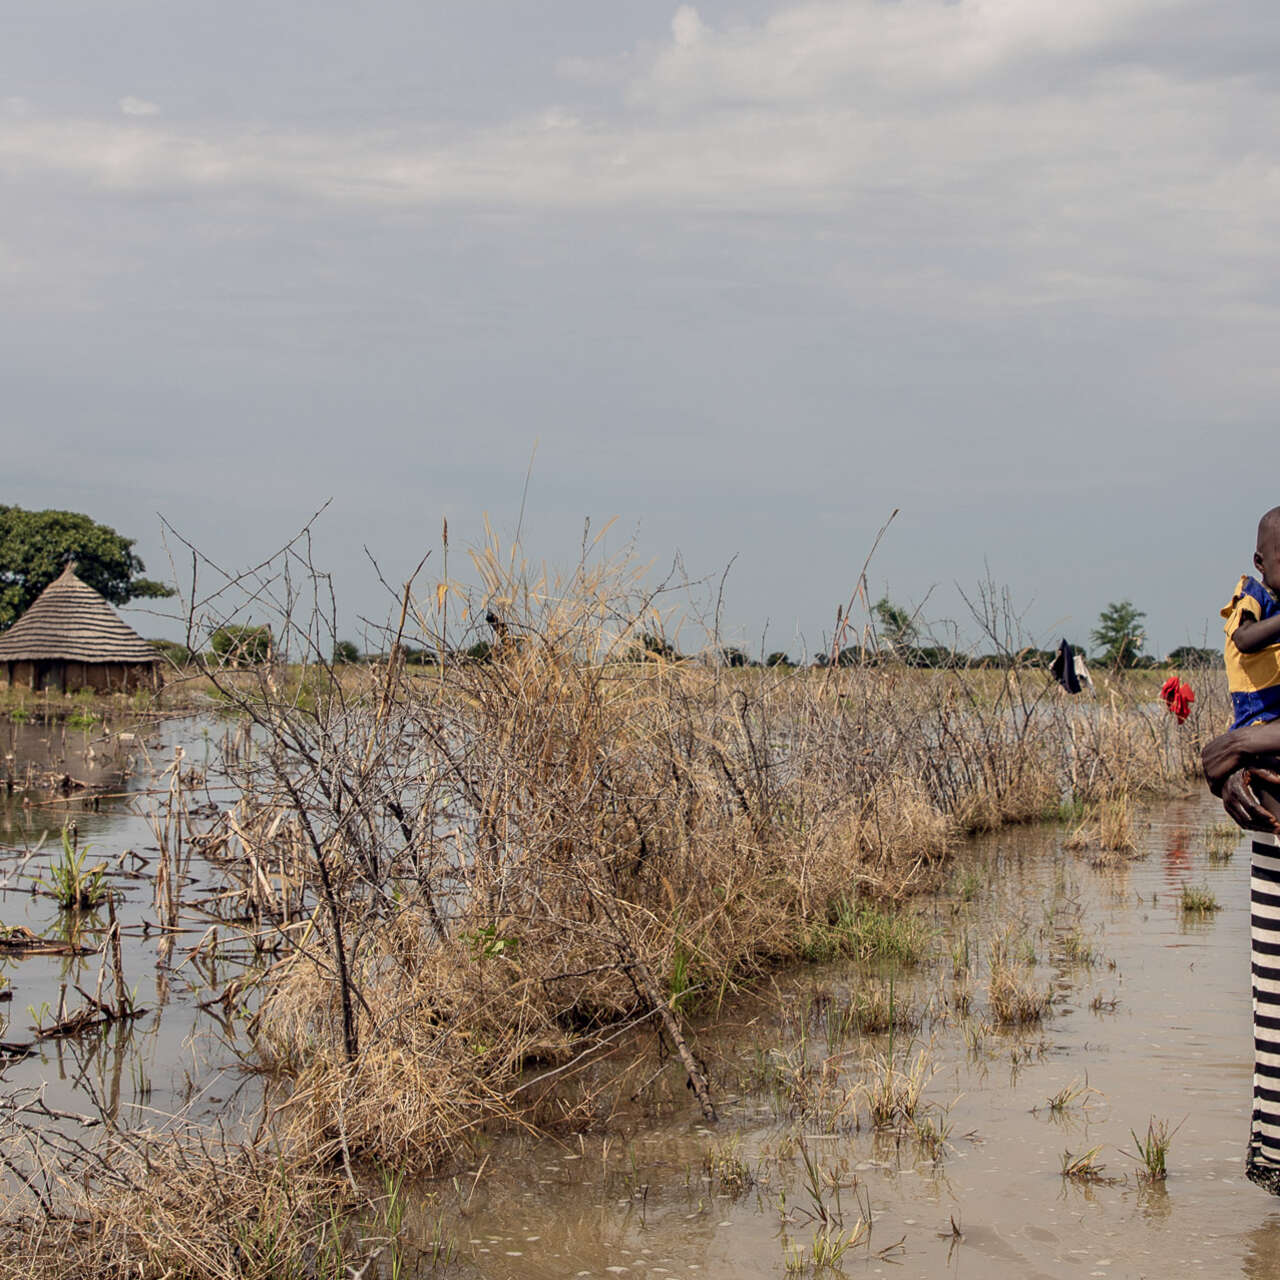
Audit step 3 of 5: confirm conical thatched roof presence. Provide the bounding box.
[0,565,160,665]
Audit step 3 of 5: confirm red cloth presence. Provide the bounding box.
[1160,675,1195,724]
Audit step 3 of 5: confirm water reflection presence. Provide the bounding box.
[0,713,249,1131]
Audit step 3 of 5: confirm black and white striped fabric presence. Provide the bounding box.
[1250,835,1280,1192]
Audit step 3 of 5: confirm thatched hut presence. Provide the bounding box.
[0,565,162,693]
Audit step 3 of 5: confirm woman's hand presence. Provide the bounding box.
[1219,767,1280,833]
[1203,730,1249,795]
[1203,726,1280,831]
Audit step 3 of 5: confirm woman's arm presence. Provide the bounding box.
[1203,723,1280,790]
[1203,724,1280,831]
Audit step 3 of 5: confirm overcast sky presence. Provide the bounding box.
[4,0,1278,659]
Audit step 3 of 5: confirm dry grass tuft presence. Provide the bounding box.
[1065,792,1140,855]
[987,931,1054,1026]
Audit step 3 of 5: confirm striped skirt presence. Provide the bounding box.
[1250,836,1280,1192]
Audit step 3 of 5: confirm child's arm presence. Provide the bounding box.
[1234,614,1280,653]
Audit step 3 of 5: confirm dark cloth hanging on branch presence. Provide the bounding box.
[1051,638,1081,694]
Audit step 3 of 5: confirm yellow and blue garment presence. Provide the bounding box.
[1223,574,1280,729]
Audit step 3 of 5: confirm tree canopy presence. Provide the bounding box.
[873,595,918,652]
[0,506,173,630]
[1166,644,1217,668]
[1091,600,1146,668]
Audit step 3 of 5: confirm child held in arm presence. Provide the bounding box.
[1222,507,1280,827]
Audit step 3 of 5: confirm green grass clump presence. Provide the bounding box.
[801,898,929,965]
[1204,822,1239,861]
[1125,1117,1180,1182]
[44,825,108,911]
[1180,884,1220,916]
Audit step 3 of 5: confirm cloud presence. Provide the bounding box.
[119,96,160,117]
[634,0,1190,108]
[0,0,1272,333]
[671,6,707,50]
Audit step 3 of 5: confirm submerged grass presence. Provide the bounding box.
[987,930,1054,1026]
[1065,792,1140,855]
[800,899,931,966]
[1060,1146,1116,1185]
[1124,1117,1181,1182]
[1180,884,1221,916]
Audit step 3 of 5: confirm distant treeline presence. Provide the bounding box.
[149,630,1221,673]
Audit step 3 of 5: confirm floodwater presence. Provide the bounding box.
[3,718,1280,1277]
[0,715,248,1126]
[410,798,1280,1280]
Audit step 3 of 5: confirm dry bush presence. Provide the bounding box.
[0,1096,391,1280]
[178,532,1216,1169]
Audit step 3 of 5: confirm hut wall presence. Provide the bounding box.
[0,660,158,694]
[4,661,38,690]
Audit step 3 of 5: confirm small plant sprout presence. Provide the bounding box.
[912,1109,954,1162]
[1035,1075,1100,1117]
[705,1137,754,1195]
[1205,822,1239,860]
[1060,1146,1117,1185]
[1124,1117,1182,1182]
[1057,926,1096,967]
[1180,884,1220,916]
[859,1046,935,1129]
[44,824,108,912]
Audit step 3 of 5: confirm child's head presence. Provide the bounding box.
[1256,507,1280,595]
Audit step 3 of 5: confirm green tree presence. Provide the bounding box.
[1092,600,1147,668]
[630,632,679,662]
[332,639,361,665]
[765,651,793,668]
[209,624,272,666]
[0,506,173,629]
[873,596,918,654]
[1166,645,1217,668]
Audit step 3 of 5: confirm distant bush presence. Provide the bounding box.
[1166,646,1217,669]
[209,624,272,666]
[332,640,361,665]
[148,638,191,666]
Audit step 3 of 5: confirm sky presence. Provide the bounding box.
[4,0,1279,661]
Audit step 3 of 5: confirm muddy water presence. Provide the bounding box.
[416,797,1280,1280]
[0,716,247,1126]
[4,721,1277,1277]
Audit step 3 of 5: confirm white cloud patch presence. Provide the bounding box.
[0,0,1272,331]
[671,5,707,49]
[119,96,160,117]
[635,0,1189,107]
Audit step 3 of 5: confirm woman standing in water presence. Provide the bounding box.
[1204,728,1280,1192]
